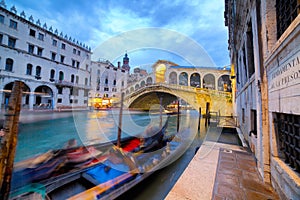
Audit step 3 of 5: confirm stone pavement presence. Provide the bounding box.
[166,131,280,200]
[212,148,279,200]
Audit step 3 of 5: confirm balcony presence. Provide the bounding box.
[55,80,75,87]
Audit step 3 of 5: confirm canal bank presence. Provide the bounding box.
[166,126,280,200]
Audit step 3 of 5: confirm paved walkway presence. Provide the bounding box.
[166,128,280,200]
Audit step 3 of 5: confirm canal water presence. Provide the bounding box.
[13,109,208,199]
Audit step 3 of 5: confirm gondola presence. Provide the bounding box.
[9,118,172,199]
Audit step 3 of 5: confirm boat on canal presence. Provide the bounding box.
[9,118,174,199]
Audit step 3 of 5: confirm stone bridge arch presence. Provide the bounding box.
[122,83,232,116]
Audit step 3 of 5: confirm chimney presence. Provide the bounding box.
[118,61,121,69]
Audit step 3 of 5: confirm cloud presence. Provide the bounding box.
[7,0,229,67]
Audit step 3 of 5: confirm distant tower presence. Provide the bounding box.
[122,52,130,72]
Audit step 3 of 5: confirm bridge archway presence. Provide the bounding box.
[203,74,215,90]
[218,75,232,92]
[190,73,201,87]
[169,72,177,84]
[179,72,188,86]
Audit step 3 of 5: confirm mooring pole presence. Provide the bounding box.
[0,81,23,200]
[177,99,180,132]
[117,92,124,148]
[205,102,210,127]
[198,107,201,131]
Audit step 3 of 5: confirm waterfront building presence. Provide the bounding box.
[89,59,129,109]
[225,0,300,199]
[0,3,92,110]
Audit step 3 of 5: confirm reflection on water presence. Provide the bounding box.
[15,110,199,163]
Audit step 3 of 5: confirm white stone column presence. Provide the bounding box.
[29,93,35,110]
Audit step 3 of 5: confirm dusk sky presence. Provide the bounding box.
[7,0,230,71]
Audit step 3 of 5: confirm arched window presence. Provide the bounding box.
[113,79,116,86]
[71,74,75,83]
[141,80,145,87]
[50,69,55,79]
[179,72,188,86]
[85,77,88,85]
[59,71,64,81]
[190,73,201,87]
[26,64,33,75]
[203,74,215,90]
[36,66,41,77]
[105,77,108,84]
[5,58,13,71]
[169,72,177,84]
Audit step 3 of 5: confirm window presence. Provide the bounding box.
[242,108,245,123]
[274,113,300,173]
[76,76,79,84]
[84,90,88,97]
[105,78,108,84]
[276,0,300,39]
[76,61,80,69]
[57,87,63,94]
[104,87,109,91]
[5,58,13,71]
[28,44,34,54]
[9,19,17,29]
[57,98,62,103]
[86,65,89,71]
[51,52,56,61]
[61,43,65,49]
[50,69,55,80]
[59,71,64,81]
[52,39,57,46]
[85,78,88,85]
[60,55,65,63]
[113,80,116,86]
[71,74,75,83]
[26,64,32,75]
[36,66,41,77]
[77,50,81,56]
[246,21,255,78]
[37,47,43,56]
[29,29,36,37]
[0,34,2,44]
[72,60,75,67]
[38,33,44,41]
[8,37,16,48]
[73,48,76,54]
[0,14,4,23]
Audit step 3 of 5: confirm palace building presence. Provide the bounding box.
[0,2,130,110]
[225,0,300,199]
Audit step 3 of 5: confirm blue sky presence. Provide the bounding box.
[6,0,229,70]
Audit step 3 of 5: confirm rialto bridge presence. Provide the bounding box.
[122,60,234,116]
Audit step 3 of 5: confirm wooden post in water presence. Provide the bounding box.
[177,100,180,132]
[198,107,201,131]
[117,92,124,148]
[0,81,23,200]
[205,102,210,127]
[159,96,162,128]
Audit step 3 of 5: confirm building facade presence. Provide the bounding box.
[0,2,131,111]
[89,59,128,109]
[225,0,300,199]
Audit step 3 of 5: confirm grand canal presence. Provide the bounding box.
[11,109,208,199]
